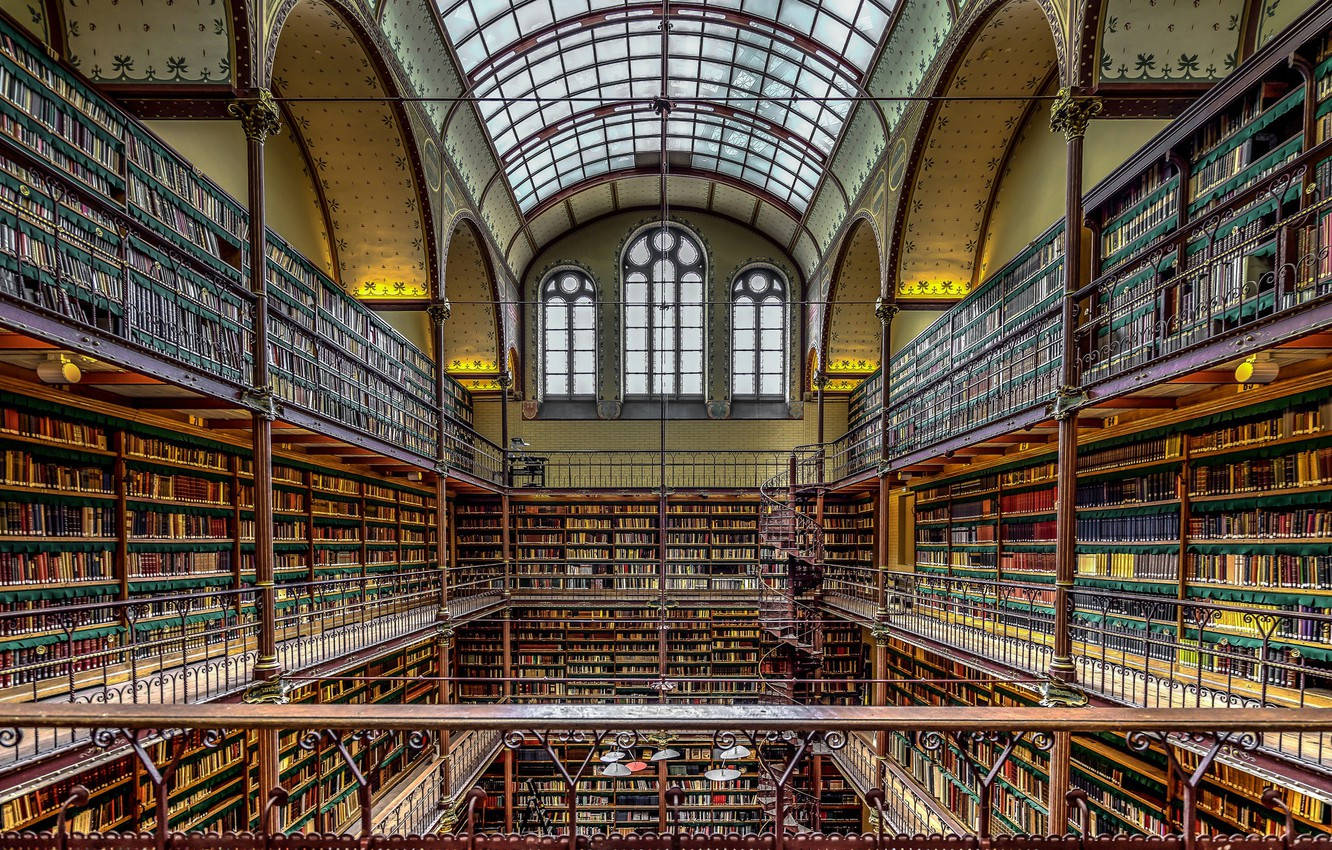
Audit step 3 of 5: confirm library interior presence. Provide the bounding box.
[3,0,1332,844]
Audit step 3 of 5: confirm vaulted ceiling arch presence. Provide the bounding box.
[266,0,438,299]
[889,0,1061,301]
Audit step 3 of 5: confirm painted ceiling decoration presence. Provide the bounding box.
[434,0,901,221]
[1095,0,1318,85]
[824,217,882,372]
[895,0,1056,299]
[272,0,431,299]
[442,219,503,376]
[63,0,234,84]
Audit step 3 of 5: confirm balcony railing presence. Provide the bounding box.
[837,572,1332,773]
[0,569,440,770]
[1,704,1329,845]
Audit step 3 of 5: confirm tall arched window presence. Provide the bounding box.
[540,269,597,399]
[622,225,705,398]
[731,267,787,400]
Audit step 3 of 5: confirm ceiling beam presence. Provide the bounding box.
[0,334,58,350]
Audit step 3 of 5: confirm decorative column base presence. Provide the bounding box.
[242,675,290,704]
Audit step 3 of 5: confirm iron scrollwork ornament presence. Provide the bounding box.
[241,386,283,421]
[1052,384,1089,421]
[1038,676,1089,707]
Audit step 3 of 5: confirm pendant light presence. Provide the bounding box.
[649,747,680,762]
[717,744,752,760]
[599,750,626,763]
[626,760,649,773]
[704,767,741,782]
[602,762,632,778]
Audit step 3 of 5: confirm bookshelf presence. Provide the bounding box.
[902,382,1332,712]
[821,496,876,604]
[877,635,1328,836]
[0,386,439,696]
[0,13,466,462]
[476,735,863,836]
[883,224,1064,463]
[0,640,438,835]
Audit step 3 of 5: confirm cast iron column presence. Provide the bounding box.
[1045,85,1102,836]
[231,89,285,825]
[874,299,898,617]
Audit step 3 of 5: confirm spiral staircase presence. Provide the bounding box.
[755,451,828,701]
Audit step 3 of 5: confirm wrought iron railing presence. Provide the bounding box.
[0,704,1328,845]
[0,569,440,769]
[505,450,793,491]
[852,572,1332,772]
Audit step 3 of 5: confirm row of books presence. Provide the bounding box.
[1,452,113,493]
[1188,507,1332,538]
[0,502,114,536]
[1189,448,1332,494]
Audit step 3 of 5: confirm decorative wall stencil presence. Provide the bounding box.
[1255,0,1318,47]
[707,401,731,420]
[826,220,883,371]
[792,232,819,277]
[64,0,233,83]
[805,269,832,362]
[830,104,888,218]
[867,0,954,133]
[1097,0,1244,83]
[441,220,500,371]
[596,400,622,420]
[896,0,1057,299]
[806,185,848,257]
[444,108,498,208]
[1,0,47,44]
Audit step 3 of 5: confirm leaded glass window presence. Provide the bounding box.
[541,269,596,399]
[623,225,705,399]
[731,267,787,400]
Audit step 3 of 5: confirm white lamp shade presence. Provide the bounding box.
[649,748,681,762]
[718,745,752,760]
[704,768,742,782]
[602,762,632,777]
[599,751,625,763]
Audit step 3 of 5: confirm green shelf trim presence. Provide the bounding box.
[1076,542,1177,555]
[1191,490,1332,511]
[0,539,116,553]
[133,608,232,633]
[126,499,235,517]
[1188,584,1332,608]
[1103,216,1178,268]
[1072,612,1175,633]
[1102,176,1180,233]
[129,576,248,591]
[1002,542,1056,551]
[1074,504,1179,519]
[0,582,118,603]
[0,623,123,650]
[1188,541,1332,554]
[1079,460,1181,481]
[127,540,235,552]
[1007,571,1055,584]
[948,566,997,579]
[312,515,362,527]
[312,541,362,550]
[274,542,307,552]
[1189,136,1303,214]
[1192,87,1305,172]
[1075,577,1177,595]
[0,489,115,508]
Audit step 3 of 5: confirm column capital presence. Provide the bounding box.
[1049,88,1103,141]
[427,299,453,327]
[1052,384,1089,420]
[812,372,830,390]
[496,369,514,390]
[241,387,282,421]
[873,296,900,323]
[229,89,282,143]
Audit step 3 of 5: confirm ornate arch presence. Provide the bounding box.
[266,0,437,301]
[442,214,503,377]
[888,0,1062,303]
[822,214,885,376]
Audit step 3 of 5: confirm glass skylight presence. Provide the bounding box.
[437,0,897,214]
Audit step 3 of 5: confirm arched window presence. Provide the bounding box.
[731,267,787,400]
[540,269,596,399]
[622,225,706,398]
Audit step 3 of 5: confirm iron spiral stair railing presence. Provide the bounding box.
[756,450,827,657]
